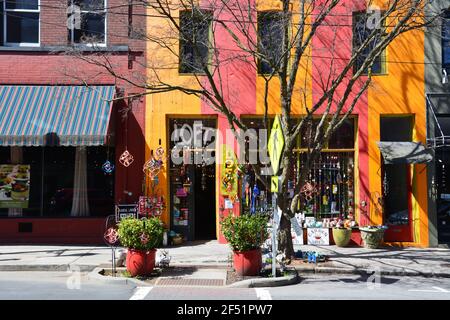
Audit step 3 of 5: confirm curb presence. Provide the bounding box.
[169,263,230,269]
[0,264,97,272]
[293,266,450,278]
[227,270,300,288]
[87,267,149,287]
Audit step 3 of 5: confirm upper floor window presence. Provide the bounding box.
[353,11,386,75]
[68,0,106,46]
[179,9,212,74]
[442,11,450,71]
[2,0,40,46]
[257,11,284,75]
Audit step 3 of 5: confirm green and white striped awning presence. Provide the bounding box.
[0,85,115,146]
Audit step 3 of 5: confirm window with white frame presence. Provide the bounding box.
[68,0,106,45]
[2,0,40,46]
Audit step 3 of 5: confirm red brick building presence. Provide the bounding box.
[0,0,146,244]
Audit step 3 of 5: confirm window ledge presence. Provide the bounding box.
[0,45,131,53]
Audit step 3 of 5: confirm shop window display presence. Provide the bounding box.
[0,146,114,217]
[240,117,356,227]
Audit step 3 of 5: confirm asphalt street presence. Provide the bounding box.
[0,271,450,300]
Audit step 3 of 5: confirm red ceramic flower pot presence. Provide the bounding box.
[126,249,156,277]
[233,248,262,276]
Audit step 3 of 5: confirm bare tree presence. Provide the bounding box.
[63,0,441,261]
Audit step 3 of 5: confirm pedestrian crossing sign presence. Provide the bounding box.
[268,115,284,175]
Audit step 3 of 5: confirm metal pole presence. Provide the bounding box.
[272,194,277,278]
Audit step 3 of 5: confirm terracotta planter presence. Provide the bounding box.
[126,248,156,277]
[233,248,262,276]
[360,229,385,249]
[332,228,352,247]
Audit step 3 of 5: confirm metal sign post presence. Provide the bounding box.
[271,195,282,278]
[272,194,278,278]
[268,115,285,279]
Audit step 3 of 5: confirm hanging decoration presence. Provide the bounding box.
[119,150,134,167]
[102,160,115,174]
[301,182,318,202]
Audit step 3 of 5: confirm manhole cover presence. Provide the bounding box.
[156,278,224,287]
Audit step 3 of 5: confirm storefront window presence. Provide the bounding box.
[0,146,114,217]
[240,116,356,220]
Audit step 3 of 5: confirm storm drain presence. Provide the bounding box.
[156,277,224,287]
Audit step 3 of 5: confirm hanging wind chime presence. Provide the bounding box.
[102,140,115,175]
[119,106,134,167]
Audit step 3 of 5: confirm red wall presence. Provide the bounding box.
[0,218,106,245]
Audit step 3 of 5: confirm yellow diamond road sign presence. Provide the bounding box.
[268,115,284,175]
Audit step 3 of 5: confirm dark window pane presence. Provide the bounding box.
[6,0,38,10]
[329,119,355,149]
[6,13,39,43]
[380,117,412,142]
[22,147,44,217]
[73,12,106,43]
[258,11,284,74]
[436,116,450,137]
[179,10,212,74]
[353,12,384,74]
[73,0,105,11]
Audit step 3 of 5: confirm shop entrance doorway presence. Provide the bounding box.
[435,146,450,244]
[380,116,413,242]
[168,118,217,241]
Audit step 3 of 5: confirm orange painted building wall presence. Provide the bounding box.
[145,0,430,246]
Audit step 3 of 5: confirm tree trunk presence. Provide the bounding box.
[278,214,295,262]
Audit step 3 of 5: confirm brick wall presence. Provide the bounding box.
[38,0,146,51]
[0,1,148,213]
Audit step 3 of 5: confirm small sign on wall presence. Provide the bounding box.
[307,228,330,245]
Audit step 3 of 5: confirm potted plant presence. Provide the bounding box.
[117,217,164,277]
[331,219,354,247]
[359,225,388,249]
[220,213,269,276]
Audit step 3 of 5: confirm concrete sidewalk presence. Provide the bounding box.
[0,240,232,272]
[1,241,450,278]
[292,245,450,277]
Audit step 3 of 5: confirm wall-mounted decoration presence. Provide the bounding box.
[221,145,238,199]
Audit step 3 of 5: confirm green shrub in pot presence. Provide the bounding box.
[117,217,164,250]
[220,213,269,276]
[220,213,269,252]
